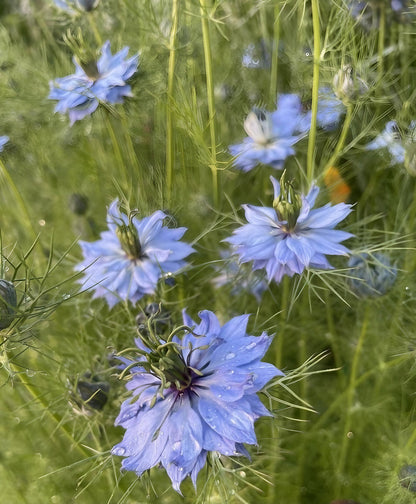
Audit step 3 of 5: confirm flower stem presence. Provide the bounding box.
[199,0,219,207]
[87,12,102,46]
[0,160,37,241]
[335,304,370,495]
[377,3,385,90]
[269,3,280,107]
[166,0,180,206]
[1,342,90,458]
[324,104,353,172]
[307,0,321,185]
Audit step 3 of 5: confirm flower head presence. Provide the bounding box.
[212,250,268,301]
[112,309,282,492]
[365,121,407,165]
[52,0,100,12]
[229,94,307,172]
[74,200,194,308]
[0,136,9,152]
[48,40,139,125]
[225,175,353,283]
[347,253,397,297]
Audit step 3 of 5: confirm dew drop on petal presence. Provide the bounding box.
[225,352,235,360]
[246,342,257,350]
[112,446,126,456]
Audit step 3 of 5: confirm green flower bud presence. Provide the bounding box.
[273,171,303,230]
[0,279,17,330]
[76,0,100,12]
[333,64,368,104]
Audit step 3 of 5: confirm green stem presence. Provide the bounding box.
[166,0,180,206]
[199,0,218,207]
[0,160,37,241]
[87,12,103,46]
[377,4,385,90]
[324,104,353,172]
[275,276,290,368]
[1,343,90,458]
[105,115,129,190]
[307,0,321,185]
[335,304,370,495]
[269,3,280,107]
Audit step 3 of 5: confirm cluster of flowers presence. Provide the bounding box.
[14,0,394,493]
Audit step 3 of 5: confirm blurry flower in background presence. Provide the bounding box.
[315,87,346,131]
[229,94,307,172]
[112,309,283,492]
[0,136,9,152]
[212,250,268,301]
[48,40,139,125]
[346,0,416,29]
[242,40,271,69]
[399,465,416,492]
[365,121,406,165]
[323,167,351,204]
[0,279,17,330]
[347,252,397,297]
[52,0,100,12]
[226,174,353,283]
[75,199,194,308]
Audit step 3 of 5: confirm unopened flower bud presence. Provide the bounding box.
[348,253,397,297]
[76,0,100,11]
[399,465,416,492]
[0,279,17,330]
[273,171,302,230]
[333,64,368,103]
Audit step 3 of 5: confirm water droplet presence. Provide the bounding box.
[14,416,20,424]
[26,369,36,377]
[38,219,46,227]
[178,467,184,472]
[226,386,231,390]
[225,352,235,360]
[62,294,70,300]
[246,342,257,350]
[112,446,126,456]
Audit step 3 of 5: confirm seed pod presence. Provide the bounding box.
[399,465,416,492]
[75,0,100,11]
[0,279,17,330]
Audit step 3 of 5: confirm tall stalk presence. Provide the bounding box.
[199,0,218,207]
[165,0,180,205]
[307,0,321,185]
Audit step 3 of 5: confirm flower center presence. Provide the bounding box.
[116,224,145,261]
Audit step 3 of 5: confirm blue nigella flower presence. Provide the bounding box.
[0,136,9,152]
[52,0,99,12]
[347,252,397,297]
[346,0,416,28]
[229,94,308,172]
[300,87,346,132]
[365,121,406,165]
[74,200,194,308]
[212,250,268,302]
[48,40,139,125]
[112,309,283,493]
[225,175,353,283]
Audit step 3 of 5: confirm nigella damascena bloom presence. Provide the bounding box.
[365,121,406,165]
[52,0,100,12]
[229,94,307,172]
[348,253,397,297]
[225,174,353,283]
[74,200,194,308]
[48,40,138,125]
[112,309,282,492]
[0,136,9,152]
[212,250,268,301]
